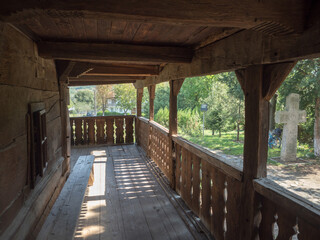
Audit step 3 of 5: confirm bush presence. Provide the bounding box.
[155,107,169,128]
[178,108,202,136]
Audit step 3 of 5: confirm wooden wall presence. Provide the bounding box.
[0,23,68,239]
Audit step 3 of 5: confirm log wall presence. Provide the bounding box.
[0,24,67,239]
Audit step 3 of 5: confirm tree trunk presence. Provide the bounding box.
[219,129,221,137]
[315,97,320,156]
[269,94,278,131]
[236,99,241,141]
[212,129,214,135]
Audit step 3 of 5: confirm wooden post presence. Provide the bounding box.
[148,85,156,121]
[236,62,296,240]
[169,79,184,188]
[136,88,143,145]
[137,88,143,117]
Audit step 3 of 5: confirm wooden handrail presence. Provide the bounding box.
[172,135,243,181]
[70,115,135,120]
[149,120,169,136]
[254,178,320,228]
[137,116,149,124]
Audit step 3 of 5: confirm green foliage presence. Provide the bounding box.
[178,108,202,136]
[113,84,136,113]
[73,89,94,114]
[277,58,320,145]
[205,108,223,135]
[154,107,169,128]
[154,82,170,114]
[178,76,214,111]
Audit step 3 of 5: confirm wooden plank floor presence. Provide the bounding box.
[72,145,195,240]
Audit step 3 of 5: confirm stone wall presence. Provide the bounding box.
[0,24,68,239]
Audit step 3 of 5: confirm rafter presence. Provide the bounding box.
[37,42,193,64]
[1,0,306,34]
[134,19,320,88]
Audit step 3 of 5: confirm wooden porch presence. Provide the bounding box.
[70,144,203,240]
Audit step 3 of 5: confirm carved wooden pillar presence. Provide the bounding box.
[136,88,144,145]
[236,61,296,240]
[148,85,156,121]
[169,79,184,188]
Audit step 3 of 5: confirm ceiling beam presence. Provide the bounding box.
[69,80,135,86]
[134,19,320,88]
[85,64,160,76]
[1,0,306,34]
[68,76,145,82]
[37,42,193,64]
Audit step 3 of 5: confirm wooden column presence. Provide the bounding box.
[236,61,296,240]
[137,88,143,117]
[169,79,184,188]
[136,88,144,145]
[148,85,156,121]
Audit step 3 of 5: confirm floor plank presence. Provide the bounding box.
[73,145,196,240]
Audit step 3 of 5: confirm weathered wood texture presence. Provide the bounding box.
[135,19,320,88]
[148,85,156,121]
[149,121,171,181]
[38,42,193,64]
[37,155,95,240]
[70,115,135,146]
[173,137,242,240]
[0,24,66,239]
[71,145,195,240]
[136,117,150,154]
[2,1,306,33]
[254,178,320,240]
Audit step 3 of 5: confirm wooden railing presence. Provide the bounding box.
[136,118,320,240]
[149,121,171,181]
[254,178,320,239]
[70,115,134,146]
[173,136,243,239]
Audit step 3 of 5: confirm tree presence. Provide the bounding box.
[205,108,223,136]
[96,85,112,115]
[73,89,94,114]
[178,76,214,111]
[113,84,136,113]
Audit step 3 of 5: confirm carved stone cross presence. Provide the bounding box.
[275,93,306,161]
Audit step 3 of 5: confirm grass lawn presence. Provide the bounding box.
[181,130,314,163]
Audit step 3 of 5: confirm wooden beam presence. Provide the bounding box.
[148,85,156,121]
[85,64,160,76]
[68,62,93,78]
[236,65,269,240]
[136,88,144,117]
[169,79,184,135]
[1,0,306,34]
[262,61,297,100]
[68,76,146,82]
[135,19,320,88]
[37,42,193,64]
[68,80,135,86]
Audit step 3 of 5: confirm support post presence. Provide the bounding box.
[136,88,143,145]
[148,85,156,121]
[169,79,184,188]
[236,61,296,240]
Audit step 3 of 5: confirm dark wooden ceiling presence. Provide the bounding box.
[1,0,313,86]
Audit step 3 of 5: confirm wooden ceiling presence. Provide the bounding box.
[1,0,315,87]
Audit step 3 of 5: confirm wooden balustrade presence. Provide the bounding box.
[70,115,135,146]
[173,136,243,240]
[149,121,171,181]
[254,178,320,240]
[136,118,320,240]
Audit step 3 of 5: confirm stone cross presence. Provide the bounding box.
[275,93,306,162]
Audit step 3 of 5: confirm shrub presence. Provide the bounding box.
[155,107,169,128]
[178,108,202,136]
